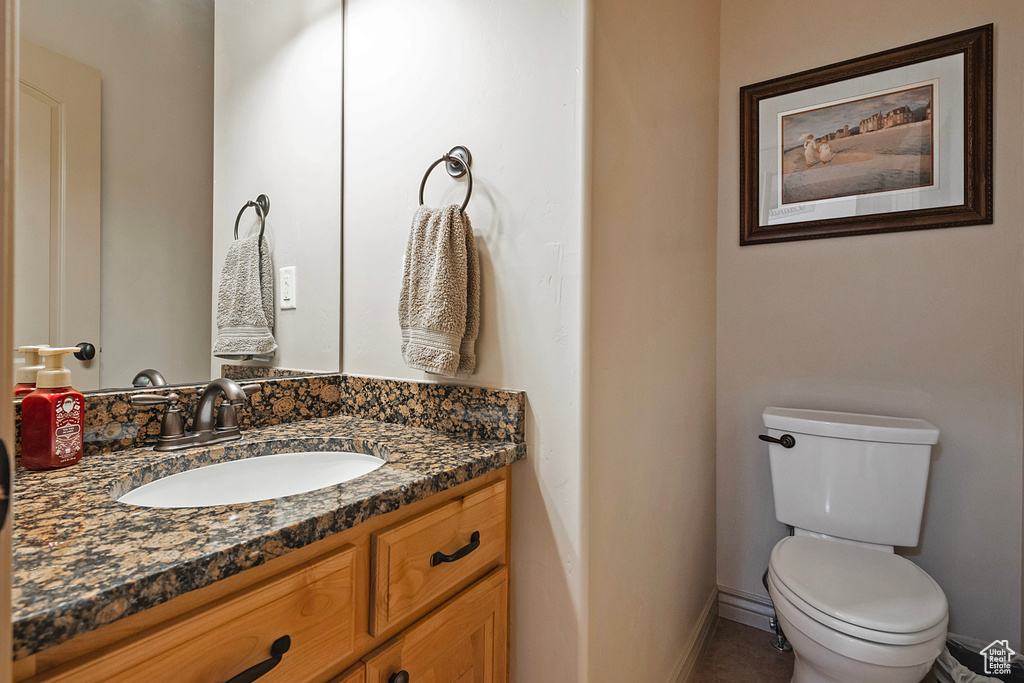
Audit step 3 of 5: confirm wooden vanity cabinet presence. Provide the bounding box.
[362,567,508,683]
[15,467,511,683]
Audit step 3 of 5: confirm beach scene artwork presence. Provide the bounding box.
[780,83,934,205]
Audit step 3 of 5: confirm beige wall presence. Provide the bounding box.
[587,0,719,679]
[21,0,214,388]
[717,0,1024,645]
[212,0,342,377]
[343,0,587,680]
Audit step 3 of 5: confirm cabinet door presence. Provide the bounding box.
[364,567,508,683]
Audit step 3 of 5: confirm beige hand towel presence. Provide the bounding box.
[400,204,480,378]
[213,234,277,359]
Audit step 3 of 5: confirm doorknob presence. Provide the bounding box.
[74,342,96,361]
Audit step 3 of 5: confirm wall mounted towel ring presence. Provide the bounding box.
[233,194,271,240]
[419,146,473,214]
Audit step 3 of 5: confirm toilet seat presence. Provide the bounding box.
[769,536,947,646]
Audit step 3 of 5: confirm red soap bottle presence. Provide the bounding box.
[21,347,85,470]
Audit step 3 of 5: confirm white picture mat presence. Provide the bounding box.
[758,53,964,227]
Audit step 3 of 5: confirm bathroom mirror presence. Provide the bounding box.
[13,0,342,392]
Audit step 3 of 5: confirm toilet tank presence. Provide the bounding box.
[763,407,939,547]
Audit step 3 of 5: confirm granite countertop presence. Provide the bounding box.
[12,413,526,660]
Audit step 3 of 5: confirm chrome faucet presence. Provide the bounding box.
[131,378,259,451]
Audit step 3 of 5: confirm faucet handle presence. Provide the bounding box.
[131,392,178,407]
[131,393,187,445]
[217,384,260,431]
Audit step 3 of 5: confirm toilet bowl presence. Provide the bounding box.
[767,536,947,683]
[761,407,947,683]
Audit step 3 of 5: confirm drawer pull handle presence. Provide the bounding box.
[389,671,411,683]
[223,635,291,683]
[430,531,481,567]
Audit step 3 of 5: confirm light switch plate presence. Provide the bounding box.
[280,266,297,309]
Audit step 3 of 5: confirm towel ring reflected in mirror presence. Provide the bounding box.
[233,194,271,241]
[419,145,473,214]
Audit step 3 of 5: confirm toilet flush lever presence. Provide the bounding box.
[759,434,796,448]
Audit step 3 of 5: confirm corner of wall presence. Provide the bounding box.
[586,0,721,678]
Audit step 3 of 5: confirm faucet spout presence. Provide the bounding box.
[132,368,168,387]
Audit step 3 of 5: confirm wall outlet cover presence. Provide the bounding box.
[280,266,297,309]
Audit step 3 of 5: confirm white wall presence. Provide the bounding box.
[587,0,720,679]
[21,0,214,388]
[717,1,1024,646]
[343,0,587,679]
[213,0,342,377]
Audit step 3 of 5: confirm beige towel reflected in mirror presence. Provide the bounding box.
[213,234,277,360]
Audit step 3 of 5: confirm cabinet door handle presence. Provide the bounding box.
[223,635,290,683]
[429,531,481,567]
[389,671,410,683]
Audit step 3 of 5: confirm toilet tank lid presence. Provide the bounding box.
[763,408,939,444]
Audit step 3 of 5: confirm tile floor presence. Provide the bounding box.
[694,618,794,682]
[693,618,941,682]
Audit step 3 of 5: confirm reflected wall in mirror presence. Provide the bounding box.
[14,0,341,393]
[211,0,342,382]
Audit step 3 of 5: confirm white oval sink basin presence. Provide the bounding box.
[117,451,386,508]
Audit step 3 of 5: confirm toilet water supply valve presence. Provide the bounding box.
[762,568,792,653]
[759,433,796,448]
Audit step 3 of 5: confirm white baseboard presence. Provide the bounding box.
[717,585,775,633]
[670,587,720,683]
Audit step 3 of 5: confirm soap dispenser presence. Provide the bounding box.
[14,345,47,397]
[21,346,85,470]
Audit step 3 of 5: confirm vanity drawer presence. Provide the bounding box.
[36,544,357,683]
[370,478,507,635]
[363,566,508,683]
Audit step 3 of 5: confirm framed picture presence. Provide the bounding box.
[740,24,992,246]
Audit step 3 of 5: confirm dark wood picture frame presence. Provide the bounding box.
[740,24,993,246]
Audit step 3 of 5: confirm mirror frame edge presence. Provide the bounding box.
[1,0,17,676]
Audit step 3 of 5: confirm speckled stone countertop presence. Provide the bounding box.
[12,413,526,660]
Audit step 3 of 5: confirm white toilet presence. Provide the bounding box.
[762,407,948,683]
